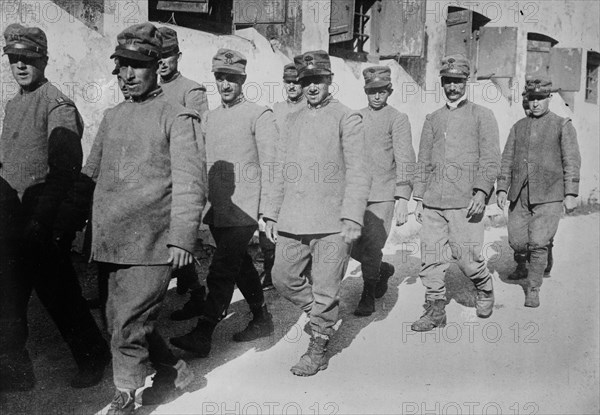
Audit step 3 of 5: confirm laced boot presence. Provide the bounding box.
[353,281,376,317]
[508,253,529,280]
[107,389,135,415]
[524,287,540,308]
[141,360,194,406]
[232,305,274,342]
[290,335,329,376]
[374,262,395,298]
[410,299,447,332]
[544,244,553,277]
[170,286,206,321]
[170,317,216,357]
[475,287,495,318]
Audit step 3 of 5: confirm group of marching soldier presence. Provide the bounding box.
[0,21,580,414]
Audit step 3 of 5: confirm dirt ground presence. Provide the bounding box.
[1,212,599,415]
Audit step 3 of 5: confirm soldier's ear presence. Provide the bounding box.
[387,86,394,96]
[177,52,182,62]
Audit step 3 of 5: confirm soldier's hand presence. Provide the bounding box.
[497,191,507,210]
[415,201,424,224]
[265,219,278,244]
[394,198,409,226]
[563,195,577,213]
[467,190,486,217]
[340,219,361,244]
[168,246,193,270]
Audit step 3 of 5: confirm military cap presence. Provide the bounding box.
[158,26,179,57]
[294,50,332,80]
[283,63,299,82]
[439,54,470,79]
[110,22,162,62]
[3,24,47,58]
[363,65,392,89]
[525,76,554,98]
[212,48,247,75]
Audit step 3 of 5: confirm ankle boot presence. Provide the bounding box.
[524,287,540,308]
[170,318,216,357]
[107,389,135,415]
[290,335,329,376]
[374,262,395,298]
[141,360,194,406]
[410,299,447,332]
[508,253,528,280]
[170,286,206,321]
[354,281,376,317]
[232,305,274,342]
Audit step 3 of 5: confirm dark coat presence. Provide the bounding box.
[497,111,581,203]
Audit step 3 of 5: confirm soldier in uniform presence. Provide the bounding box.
[497,77,580,307]
[264,50,370,376]
[156,26,209,320]
[259,62,306,290]
[170,49,278,356]
[0,24,110,391]
[351,66,416,317]
[81,23,207,414]
[411,55,500,331]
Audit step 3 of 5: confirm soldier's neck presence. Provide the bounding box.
[20,77,48,94]
[161,71,180,84]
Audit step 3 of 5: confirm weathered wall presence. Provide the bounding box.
[1,0,598,203]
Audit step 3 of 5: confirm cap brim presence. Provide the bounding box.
[298,69,332,80]
[283,76,300,82]
[110,49,156,62]
[364,80,391,89]
[3,47,45,58]
[161,47,179,58]
[526,92,551,99]
[440,73,469,79]
[212,66,246,75]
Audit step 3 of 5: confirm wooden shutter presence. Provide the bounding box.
[329,0,355,44]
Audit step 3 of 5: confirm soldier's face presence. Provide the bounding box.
[284,80,302,100]
[528,95,551,117]
[117,75,131,100]
[8,54,47,90]
[158,53,180,79]
[215,72,245,103]
[301,75,331,106]
[365,86,392,109]
[441,76,467,102]
[116,58,158,100]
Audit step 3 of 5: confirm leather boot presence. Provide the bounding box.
[290,335,329,376]
[475,288,495,318]
[544,243,553,277]
[70,347,111,389]
[353,281,376,317]
[232,305,274,342]
[524,287,540,308]
[170,286,206,321]
[508,252,528,280]
[170,318,216,357]
[374,262,395,298]
[411,299,447,332]
[107,389,135,415]
[141,360,194,406]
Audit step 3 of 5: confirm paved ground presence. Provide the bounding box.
[1,212,599,415]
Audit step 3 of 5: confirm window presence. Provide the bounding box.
[586,51,600,104]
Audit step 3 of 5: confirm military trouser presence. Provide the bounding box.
[104,263,177,390]
[273,232,351,337]
[0,177,108,373]
[351,201,395,282]
[419,206,493,302]
[507,184,562,288]
[202,225,264,323]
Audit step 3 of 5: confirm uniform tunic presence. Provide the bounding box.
[83,88,206,265]
[272,96,305,133]
[498,111,581,288]
[160,71,209,117]
[202,97,278,227]
[265,96,371,234]
[414,99,500,301]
